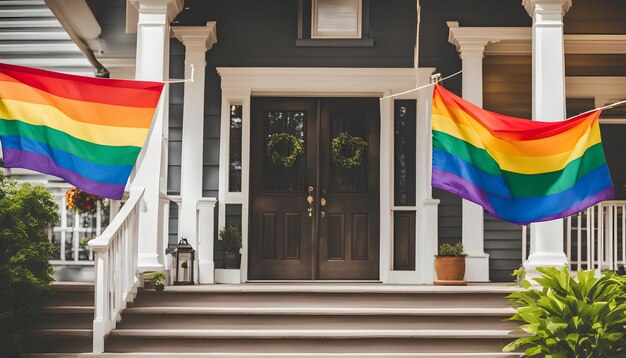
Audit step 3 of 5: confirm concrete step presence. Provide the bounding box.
[133,290,513,309]
[23,283,95,354]
[27,353,522,357]
[105,329,522,354]
[117,307,517,330]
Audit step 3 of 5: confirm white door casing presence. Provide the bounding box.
[217,67,438,283]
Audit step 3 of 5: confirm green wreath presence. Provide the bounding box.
[331,131,368,168]
[266,132,304,168]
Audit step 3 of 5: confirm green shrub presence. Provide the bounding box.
[219,224,242,254]
[504,267,626,357]
[437,242,465,257]
[0,174,59,356]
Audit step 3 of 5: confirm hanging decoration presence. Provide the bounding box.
[65,187,101,214]
[331,131,368,168]
[266,132,304,168]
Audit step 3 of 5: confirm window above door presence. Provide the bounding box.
[296,0,373,47]
[312,0,362,39]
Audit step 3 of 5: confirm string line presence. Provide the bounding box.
[162,64,195,84]
[379,70,462,101]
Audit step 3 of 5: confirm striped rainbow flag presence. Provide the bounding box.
[432,84,614,225]
[0,63,164,200]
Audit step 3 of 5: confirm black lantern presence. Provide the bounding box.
[173,238,195,285]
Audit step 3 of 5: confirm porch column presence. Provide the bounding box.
[131,0,182,272]
[448,21,493,282]
[172,23,218,283]
[416,68,440,284]
[523,0,571,274]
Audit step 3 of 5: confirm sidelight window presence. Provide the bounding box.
[392,100,417,271]
[228,104,243,192]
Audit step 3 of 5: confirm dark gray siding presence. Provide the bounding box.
[168,0,417,266]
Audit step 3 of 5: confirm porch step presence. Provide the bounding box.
[117,306,517,330]
[104,284,522,354]
[27,354,522,358]
[23,282,94,354]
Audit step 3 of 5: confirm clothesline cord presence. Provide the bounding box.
[379,70,462,101]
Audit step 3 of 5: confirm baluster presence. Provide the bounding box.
[577,213,582,271]
[566,216,572,270]
[589,207,594,270]
[622,205,626,269]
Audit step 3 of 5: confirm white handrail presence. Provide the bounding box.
[89,186,145,353]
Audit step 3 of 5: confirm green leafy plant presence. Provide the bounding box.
[151,272,166,285]
[219,224,242,254]
[504,267,626,357]
[0,173,59,356]
[266,132,304,168]
[437,242,465,257]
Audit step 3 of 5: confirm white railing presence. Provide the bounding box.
[522,201,626,274]
[88,186,145,353]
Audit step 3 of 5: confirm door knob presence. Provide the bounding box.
[307,186,314,217]
[320,190,327,207]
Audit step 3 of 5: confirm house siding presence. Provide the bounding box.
[168,0,417,268]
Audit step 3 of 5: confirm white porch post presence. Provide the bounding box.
[197,198,217,283]
[448,22,492,282]
[523,0,571,274]
[172,23,218,283]
[416,68,439,284]
[131,0,182,272]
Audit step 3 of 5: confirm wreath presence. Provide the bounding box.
[331,131,368,168]
[65,187,101,214]
[266,132,304,168]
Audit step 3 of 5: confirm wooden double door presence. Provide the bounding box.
[249,97,380,280]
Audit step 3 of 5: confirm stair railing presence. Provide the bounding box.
[522,201,626,275]
[89,186,145,353]
[566,201,626,274]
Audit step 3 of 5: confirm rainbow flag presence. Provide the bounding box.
[432,84,613,225]
[0,63,164,200]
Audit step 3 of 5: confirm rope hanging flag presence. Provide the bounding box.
[0,63,165,199]
[431,83,614,225]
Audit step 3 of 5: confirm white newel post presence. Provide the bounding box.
[197,198,217,283]
[172,23,218,283]
[131,0,182,272]
[448,21,493,282]
[523,0,571,275]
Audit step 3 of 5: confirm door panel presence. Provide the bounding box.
[249,97,379,280]
[318,98,380,280]
[249,98,317,280]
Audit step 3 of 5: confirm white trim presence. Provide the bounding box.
[448,23,626,56]
[217,67,433,284]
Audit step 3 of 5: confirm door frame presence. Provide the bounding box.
[216,67,438,284]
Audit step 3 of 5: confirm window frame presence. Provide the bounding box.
[311,0,363,39]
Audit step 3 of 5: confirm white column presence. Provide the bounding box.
[130,0,182,272]
[416,68,439,284]
[172,23,218,283]
[523,0,571,274]
[448,21,492,282]
[197,198,217,284]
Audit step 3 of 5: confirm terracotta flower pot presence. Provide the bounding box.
[434,256,466,281]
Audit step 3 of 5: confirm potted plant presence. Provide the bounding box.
[151,272,166,292]
[434,242,467,285]
[220,224,242,269]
